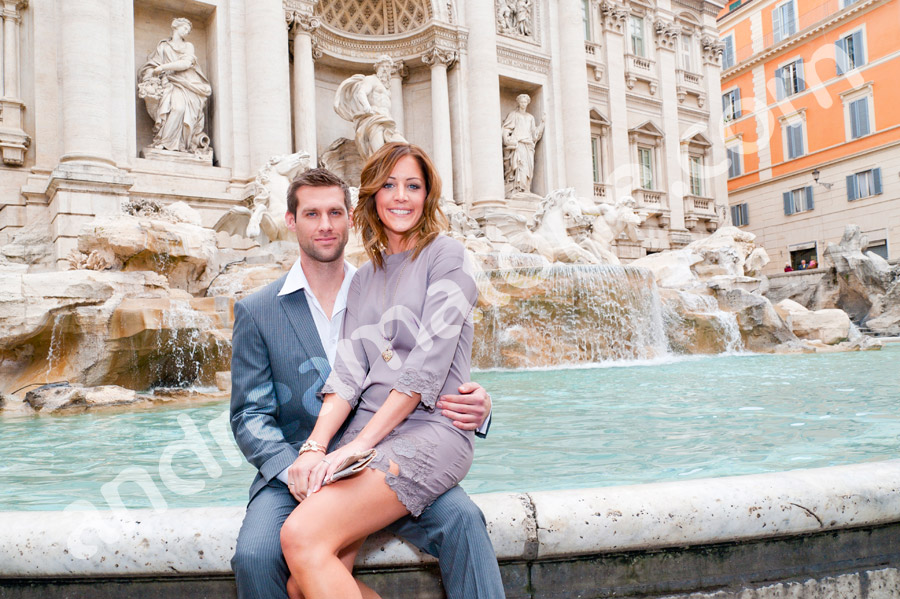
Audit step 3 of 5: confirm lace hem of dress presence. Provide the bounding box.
[335,427,437,517]
[320,371,359,408]
[395,368,442,410]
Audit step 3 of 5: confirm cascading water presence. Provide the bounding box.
[474,264,671,368]
[146,300,225,388]
[662,290,744,355]
[44,313,65,380]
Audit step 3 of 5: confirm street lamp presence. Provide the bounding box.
[812,168,833,190]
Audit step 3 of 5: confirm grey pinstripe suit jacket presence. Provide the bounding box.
[230,274,340,501]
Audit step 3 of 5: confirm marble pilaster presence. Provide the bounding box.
[288,11,320,164]
[245,0,291,171]
[389,61,408,134]
[464,0,505,215]
[656,19,686,231]
[556,0,594,200]
[0,0,28,166]
[423,48,456,202]
[702,33,729,221]
[598,0,630,200]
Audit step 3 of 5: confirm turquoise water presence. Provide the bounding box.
[2,345,898,511]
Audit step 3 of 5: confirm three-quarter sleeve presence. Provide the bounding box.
[394,238,479,409]
[321,272,369,408]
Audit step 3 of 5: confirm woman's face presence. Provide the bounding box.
[174,22,191,38]
[374,154,427,250]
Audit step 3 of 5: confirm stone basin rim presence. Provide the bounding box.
[1,459,898,577]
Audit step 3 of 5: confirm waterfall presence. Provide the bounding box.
[474,264,671,368]
[45,313,65,380]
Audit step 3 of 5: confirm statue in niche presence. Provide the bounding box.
[502,93,545,196]
[334,55,407,159]
[138,18,213,160]
[496,0,534,37]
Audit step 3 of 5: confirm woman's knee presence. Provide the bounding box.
[280,509,332,566]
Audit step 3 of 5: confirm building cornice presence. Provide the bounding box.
[727,129,900,193]
[720,0,889,79]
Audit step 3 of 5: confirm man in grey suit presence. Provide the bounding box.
[230,168,504,598]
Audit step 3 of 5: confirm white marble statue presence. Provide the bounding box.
[334,55,407,159]
[138,18,213,158]
[502,93,545,196]
[578,197,644,264]
[527,188,599,264]
[214,152,312,244]
[497,0,534,37]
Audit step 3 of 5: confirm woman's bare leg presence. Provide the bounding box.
[281,468,408,599]
[286,540,380,599]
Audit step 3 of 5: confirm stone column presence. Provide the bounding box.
[463,0,505,215]
[245,0,291,171]
[0,0,29,166]
[288,11,320,164]
[655,19,686,231]
[702,33,729,222]
[49,0,132,267]
[58,0,116,168]
[423,47,457,202]
[597,1,629,200]
[390,60,408,134]
[556,0,594,200]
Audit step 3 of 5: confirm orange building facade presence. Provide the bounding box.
[719,0,899,273]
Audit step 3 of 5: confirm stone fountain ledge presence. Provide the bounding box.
[2,461,899,599]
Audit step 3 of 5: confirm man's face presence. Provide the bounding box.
[285,186,350,264]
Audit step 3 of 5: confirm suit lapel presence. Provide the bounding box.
[278,291,330,381]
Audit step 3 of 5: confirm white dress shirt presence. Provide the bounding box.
[275,257,490,485]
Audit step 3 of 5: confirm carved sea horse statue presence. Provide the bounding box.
[528,188,600,264]
[214,152,312,244]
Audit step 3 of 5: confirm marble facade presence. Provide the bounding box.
[0,0,728,267]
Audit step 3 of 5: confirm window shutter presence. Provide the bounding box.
[775,67,785,100]
[850,99,861,138]
[797,59,805,91]
[794,125,804,156]
[786,1,796,35]
[859,98,870,136]
[783,191,793,215]
[805,186,814,211]
[741,203,749,225]
[835,38,847,75]
[846,174,858,201]
[734,88,742,118]
[873,167,882,194]
[730,205,739,224]
[773,5,783,42]
[853,30,865,66]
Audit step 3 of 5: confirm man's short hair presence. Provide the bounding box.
[286,168,352,215]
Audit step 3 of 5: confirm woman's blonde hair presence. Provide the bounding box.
[355,142,448,269]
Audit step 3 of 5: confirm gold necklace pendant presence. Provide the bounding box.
[381,347,393,362]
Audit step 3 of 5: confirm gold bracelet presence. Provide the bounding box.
[298,440,327,456]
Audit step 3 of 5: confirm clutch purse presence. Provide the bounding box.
[326,449,377,484]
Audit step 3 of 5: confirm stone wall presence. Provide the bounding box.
[2,460,899,598]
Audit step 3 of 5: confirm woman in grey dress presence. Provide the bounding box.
[280,142,479,599]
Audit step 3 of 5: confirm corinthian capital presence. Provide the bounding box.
[422,46,458,69]
[286,10,320,35]
[598,1,628,34]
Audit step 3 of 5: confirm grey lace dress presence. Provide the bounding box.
[321,235,478,516]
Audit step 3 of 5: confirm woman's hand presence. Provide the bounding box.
[308,439,374,494]
[287,450,326,502]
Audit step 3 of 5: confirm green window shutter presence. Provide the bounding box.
[783,191,793,215]
[873,168,882,194]
[846,174,858,201]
